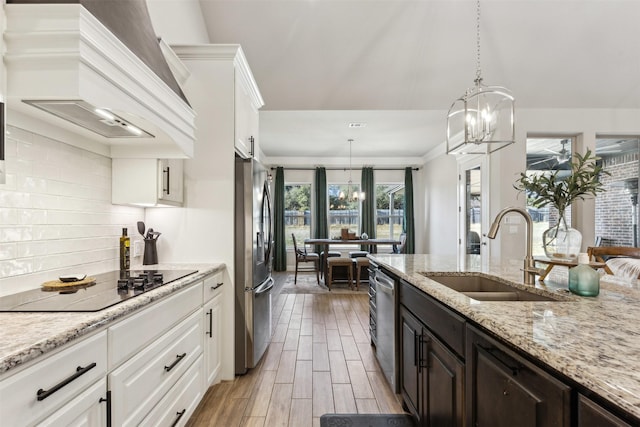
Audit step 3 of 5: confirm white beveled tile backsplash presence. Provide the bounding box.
[0,126,144,296]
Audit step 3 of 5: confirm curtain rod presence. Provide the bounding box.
[270,167,420,171]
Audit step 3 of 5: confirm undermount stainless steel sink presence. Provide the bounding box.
[422,274,560,302]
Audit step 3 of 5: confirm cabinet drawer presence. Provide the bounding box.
[400,280,466,358]
[110,310,203,427]
[203,270,224,303]
[0,331,107,426]
[108,281,203,368]
[140,355,204,427]
[37,378,107,427]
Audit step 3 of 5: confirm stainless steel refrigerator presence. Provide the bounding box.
[234,155,274,375]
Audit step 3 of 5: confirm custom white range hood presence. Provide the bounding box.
[4,4,196,158]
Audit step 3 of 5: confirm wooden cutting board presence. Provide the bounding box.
[41,277,97,291]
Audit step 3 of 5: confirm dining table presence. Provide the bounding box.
[304,238,401,284]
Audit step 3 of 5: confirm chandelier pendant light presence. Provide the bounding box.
[446,0,515,155]
[339,139,365,202]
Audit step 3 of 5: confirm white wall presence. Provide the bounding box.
[144,54,236,381]
[419,153,458,255]
[146,0,210,44]
[0,126,144,296]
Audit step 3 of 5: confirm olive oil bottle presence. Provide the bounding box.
[120,228,130,270]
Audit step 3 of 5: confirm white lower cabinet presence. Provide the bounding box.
[109,309,203,427]
[203,291,223,387]
[0,331,107,426]
[0,268,227,426]
[140,355,204,427]
[37,378,108,427]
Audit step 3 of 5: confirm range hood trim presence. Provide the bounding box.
[4,4,196,159]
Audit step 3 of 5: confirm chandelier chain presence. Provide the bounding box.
[475,0,482,82]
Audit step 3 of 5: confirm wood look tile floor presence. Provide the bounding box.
[187,273,405,426]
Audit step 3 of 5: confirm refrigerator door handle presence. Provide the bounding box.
[254,277,274,295]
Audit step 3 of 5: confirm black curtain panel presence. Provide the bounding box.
[273,167,287,271]
[313,167,328,254]
[404,167,416,254]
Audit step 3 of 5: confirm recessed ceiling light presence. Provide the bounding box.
[348,123,367,128]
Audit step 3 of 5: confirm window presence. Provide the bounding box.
[375,184,404,240]
[595,136,639,247]
[328,183,360,237]
[285,183,311,248]
[525,137,574,256]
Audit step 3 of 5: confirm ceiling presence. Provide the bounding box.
[198,0,640,164]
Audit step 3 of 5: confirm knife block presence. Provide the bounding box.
[143,238,158,265]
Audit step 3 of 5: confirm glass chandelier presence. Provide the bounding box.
[339,139,365,202]
[446,0,515,155]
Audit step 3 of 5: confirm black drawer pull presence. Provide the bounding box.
[171,409,186,427]
[211,282,224,290]
[36,362,97,401]
[164,353,187,372]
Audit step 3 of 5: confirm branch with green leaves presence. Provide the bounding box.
[514,149,610,215]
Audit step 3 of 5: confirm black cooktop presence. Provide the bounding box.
[0,269,198,312]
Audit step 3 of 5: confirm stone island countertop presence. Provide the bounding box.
[370,254,640,421]
[0,263,224,375]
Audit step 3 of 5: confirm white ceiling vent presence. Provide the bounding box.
[23,101,154,139]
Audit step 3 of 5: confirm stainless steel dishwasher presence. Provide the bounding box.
[372,266,397,392]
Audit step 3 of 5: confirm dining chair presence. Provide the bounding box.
[292,234,320,284]
[393,233,407,254]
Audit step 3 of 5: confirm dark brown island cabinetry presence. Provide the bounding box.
[399,281,465,427]
[396,278,640,427]
[466,324,571,427]
[578,394,633,427]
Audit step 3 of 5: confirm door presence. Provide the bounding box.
[252,159,271,286]
[466,326,571,427]
[204,293,222,387]
[262,180,273,270]
[400,307,423,418]
[423,328,465,427]
[249,276,273,368]
[458,156,490,269]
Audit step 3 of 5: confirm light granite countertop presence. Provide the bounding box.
[0,263,225,376]
[370,254,640,421]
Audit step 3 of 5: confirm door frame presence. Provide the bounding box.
[457,155,491,269]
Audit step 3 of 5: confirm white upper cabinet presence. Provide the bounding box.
[112,158,184,207]
[234,71,261,159]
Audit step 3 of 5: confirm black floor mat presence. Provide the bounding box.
[320,413,417,427]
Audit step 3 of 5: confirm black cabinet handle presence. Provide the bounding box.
[478,344,521,376]
[99,391,112,427]
[211,282,223,290]
[36,362,97,401]
[419,335,429,370]
[206,308,213,337]
[164,353,187,372]
[413,332,419,369]
[171,409,186,427]
[163,166,171,195]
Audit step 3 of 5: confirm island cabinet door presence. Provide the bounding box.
[577,394,634,427]
[400,307,422,417]
[423,327,465,427]
[466,325,571,427]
